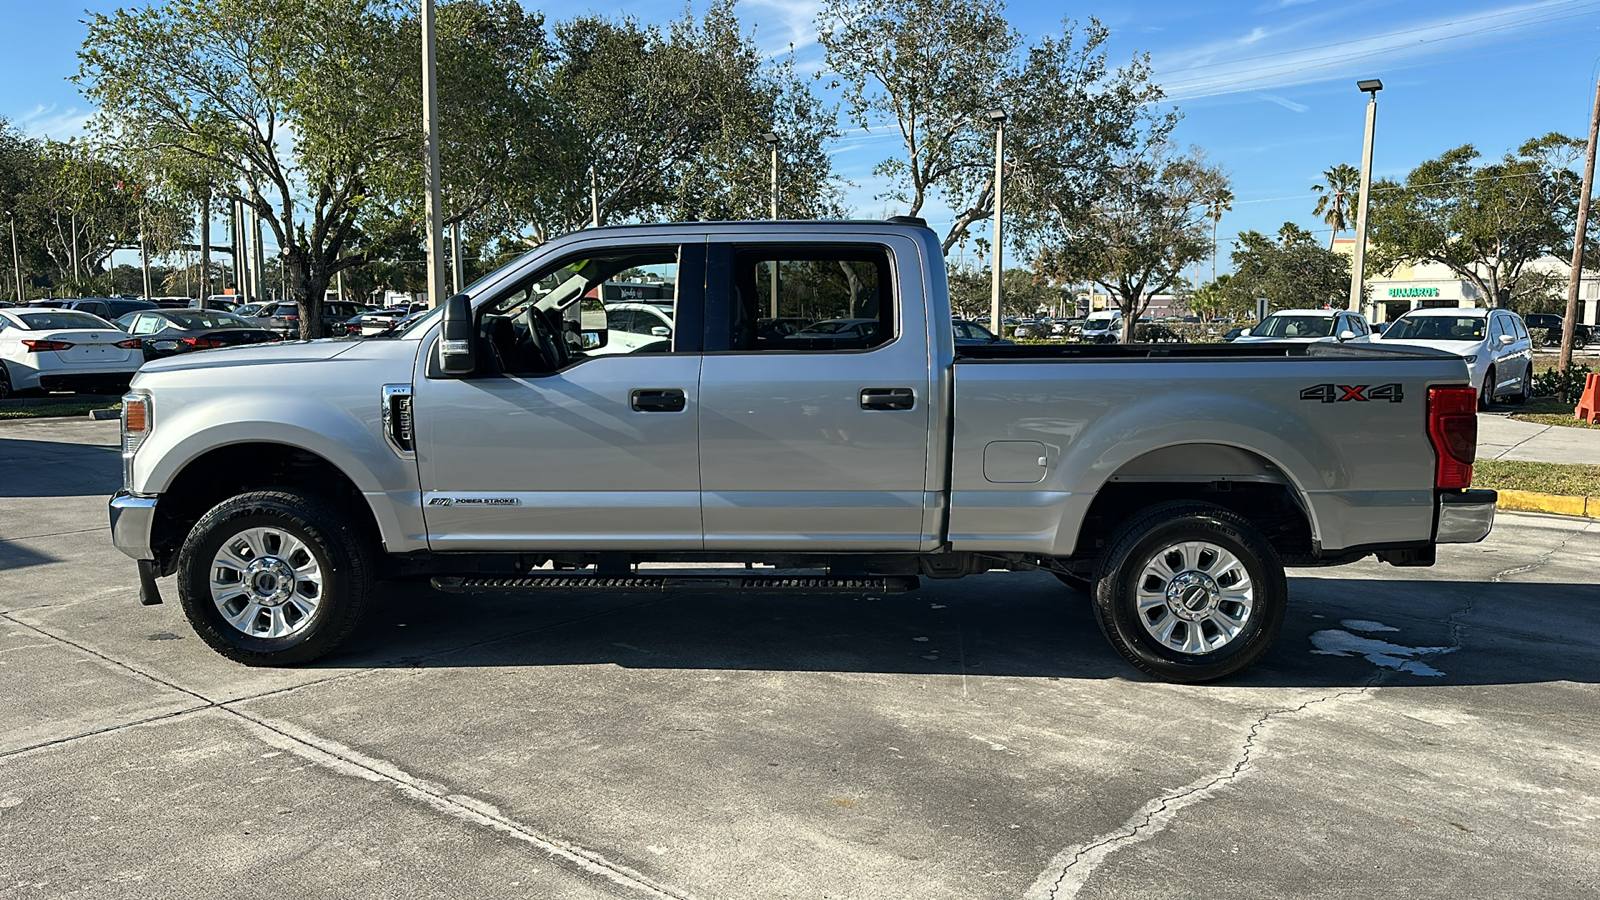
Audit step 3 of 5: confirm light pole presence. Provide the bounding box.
[589,165,599,227]
[9,214,22,303]
[988,109,1007,330]
[421,0,447,308]
[1348,78,1382,314]
[763,130,781,316]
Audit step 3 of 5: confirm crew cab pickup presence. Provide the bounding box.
[109,220,1495,682]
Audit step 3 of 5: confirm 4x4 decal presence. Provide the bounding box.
[1300,383,1403,403]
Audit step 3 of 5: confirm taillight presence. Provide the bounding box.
[180,337,225,349]
[22,339,73,352]
[115,338,142,349]
[1427,386,1477,490]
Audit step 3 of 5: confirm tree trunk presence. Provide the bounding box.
[287,248,331,340]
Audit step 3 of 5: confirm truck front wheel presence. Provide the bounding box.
[176,490,373,665]
[1092,502,1286,683]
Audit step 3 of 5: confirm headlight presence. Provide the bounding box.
[122,392,151,491]
[1463,355,1478,363]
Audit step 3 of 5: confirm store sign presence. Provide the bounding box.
[1388,287,1440,298]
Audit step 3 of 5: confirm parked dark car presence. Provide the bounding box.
[248,300,371,336]
[60,298,159,320]
[114,309,283,360]
[189,297,242,312]
[1523,313,1590,347]
[953,319,1012,347]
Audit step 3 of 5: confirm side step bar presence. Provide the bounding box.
[431,573,920,594]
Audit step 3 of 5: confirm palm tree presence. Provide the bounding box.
[1207,187,1233,283]
[1311,164,1360,250]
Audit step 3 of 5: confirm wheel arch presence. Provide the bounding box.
[149,441,383,576]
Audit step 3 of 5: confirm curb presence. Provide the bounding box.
[1496,489,1599,520]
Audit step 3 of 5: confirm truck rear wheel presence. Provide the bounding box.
[1091,502,1286,683]
[176,489,373,666]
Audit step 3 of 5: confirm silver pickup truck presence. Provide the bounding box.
[109,219,1495,682]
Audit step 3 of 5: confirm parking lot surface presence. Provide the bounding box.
[2,417,1597,899]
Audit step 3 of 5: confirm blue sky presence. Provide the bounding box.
[3,0,1599,274]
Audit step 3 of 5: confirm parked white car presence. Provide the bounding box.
[1378,307,1533,408]
[592,301,675,355]
[0,308,142,397]
[1232,309,1373,344]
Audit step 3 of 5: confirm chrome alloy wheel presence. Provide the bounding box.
[209,527,323,639]
[1135,540,1254,655]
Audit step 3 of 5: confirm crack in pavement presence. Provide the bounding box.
[1023,685,1375,900]
[0,606,699,899]
[1024,519,1598,899]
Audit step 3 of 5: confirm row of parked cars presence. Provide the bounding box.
[0,295,421,399]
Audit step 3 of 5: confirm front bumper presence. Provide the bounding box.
[1436,489,1497,543]
[109,491,159,560]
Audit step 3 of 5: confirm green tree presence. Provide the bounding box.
[1227,223,1350,312]
[1206,185,1232,282]
[1365,135,1586,309]
[817,0,1167,254]
[1310,163,1359,250]
[1189,272,1252,321]
[78,0,425,337]
[542,1,840,241]
[1037,140,1227,341]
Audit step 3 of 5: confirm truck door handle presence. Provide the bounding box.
[631,388,687,412]
[860,387,915,411]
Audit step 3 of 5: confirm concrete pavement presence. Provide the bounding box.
[1479,410,1600,465]
[2,417,1599,899]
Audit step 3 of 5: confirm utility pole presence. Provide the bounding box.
[251,203,265,301]
[139,210,152,300]
[589,166,600,227]
[421,0,447,308]
[988,109,1007,331]
[764,131,780,316]
[450,221,464,294]
[9,215,21,303]
[1349,79,1382,313]
[199,193,211,307]
[1560,76,1600,373]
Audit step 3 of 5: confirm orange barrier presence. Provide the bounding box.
[1578,373,1600,424]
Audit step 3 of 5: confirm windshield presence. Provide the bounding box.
[17,311,115,330]
[1253,314,1334,338]
[166,311,254,330]
[1383,315,1485,342]
[1084,313,1119,328]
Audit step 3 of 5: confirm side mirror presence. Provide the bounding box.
[1498,333,1514,346]
[1338,329,1357,342]
[438,293,476,376]
[1240,327,1252,337]
[579,298,609,350]
[650,325,671,338]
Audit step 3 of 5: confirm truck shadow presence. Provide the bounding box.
[329,572,1600,688]
[0,437,122,498]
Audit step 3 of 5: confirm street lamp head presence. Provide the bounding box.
[987,109,1007,124]
[1357,78,1383,95]
[761,131,781,146]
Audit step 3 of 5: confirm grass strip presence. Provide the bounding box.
[1474,459,1600,497]
[0,401,119,420]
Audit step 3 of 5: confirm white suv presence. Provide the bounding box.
[1379,307,1533,408]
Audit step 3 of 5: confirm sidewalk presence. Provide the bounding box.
[1478,412,1600,464]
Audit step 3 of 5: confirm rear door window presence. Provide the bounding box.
[707,244,895,352]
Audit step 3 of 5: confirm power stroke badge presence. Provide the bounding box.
[427,497,521,507]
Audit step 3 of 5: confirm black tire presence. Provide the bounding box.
[1479,366,1496,409]
[0,362,12,400]
[1053,571,1094,594]
[1091,501,1287,684]
[1514,367,1533,405]
[177,489,374,665]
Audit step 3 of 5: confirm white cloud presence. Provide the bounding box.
[1255,92,1309,112]
[1155,0,1595,101]
[14,104,93,140]
[743,0,824,57]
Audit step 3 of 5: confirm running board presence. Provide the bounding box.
[431,573,920,594]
